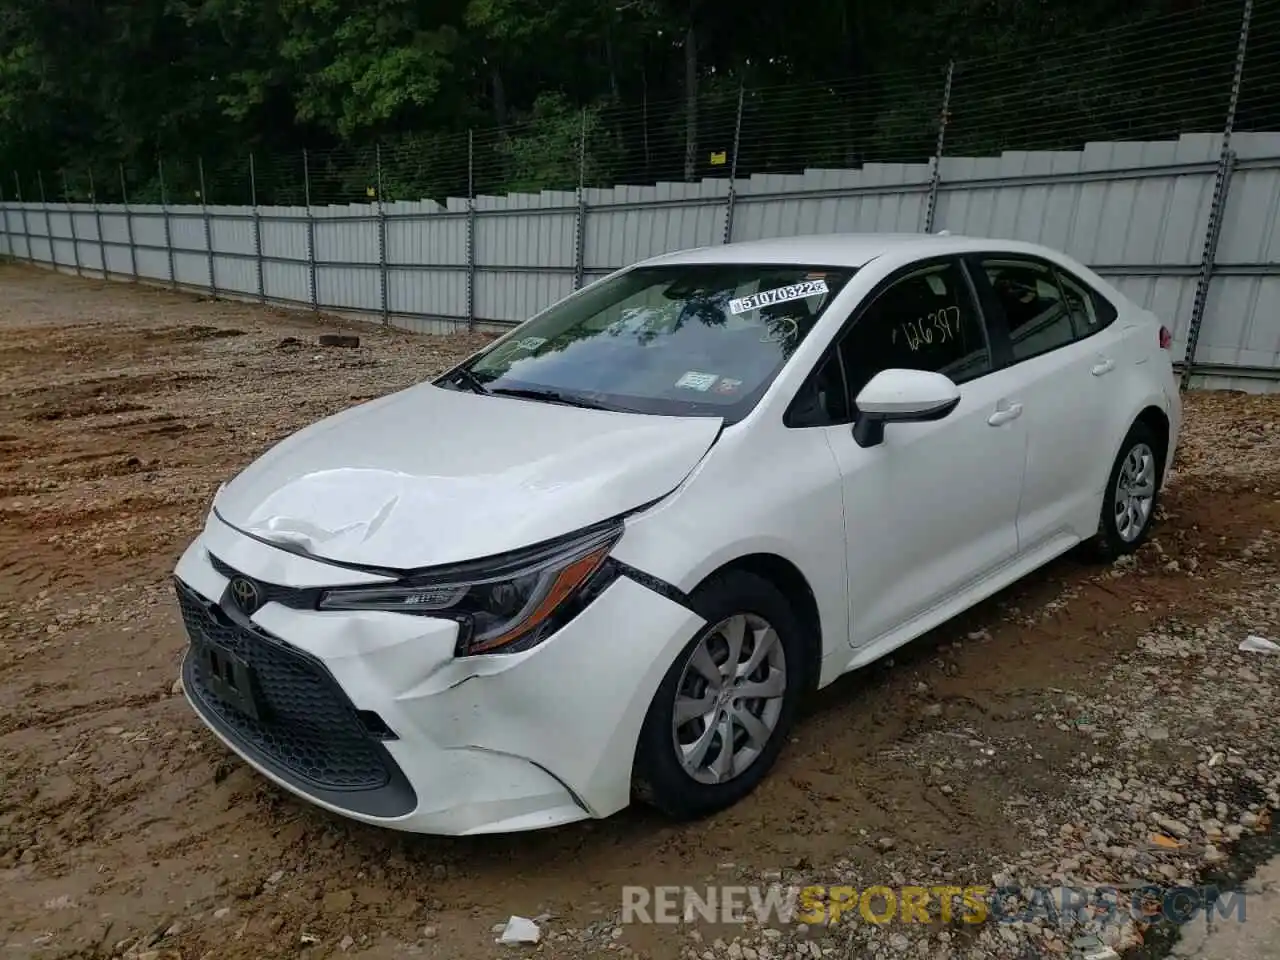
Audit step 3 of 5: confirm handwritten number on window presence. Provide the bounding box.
[891,305,962,353]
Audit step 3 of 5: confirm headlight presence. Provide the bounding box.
[317,521,623,655]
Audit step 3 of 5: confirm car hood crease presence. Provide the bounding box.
[213,382,723,570]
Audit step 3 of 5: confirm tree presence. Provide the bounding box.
[0,0,1248,205]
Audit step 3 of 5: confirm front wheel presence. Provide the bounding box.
[1091,420,1163,561]
[632,570,805,821]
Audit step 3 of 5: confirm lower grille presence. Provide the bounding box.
[175,578,415,817]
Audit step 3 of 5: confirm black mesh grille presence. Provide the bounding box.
[176,580,391,792]
[207,553,318,610]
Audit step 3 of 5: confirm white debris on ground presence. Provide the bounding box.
[496,916,542,944]
[1240,635,1279,654]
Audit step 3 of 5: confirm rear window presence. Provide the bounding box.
[1056,267,1119,337]
[981,258,1077,361]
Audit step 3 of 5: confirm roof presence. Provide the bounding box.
[638,232,1063,270]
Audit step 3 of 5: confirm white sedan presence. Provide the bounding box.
[173,233,1181,835]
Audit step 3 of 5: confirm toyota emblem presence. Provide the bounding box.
[228,576,262,615]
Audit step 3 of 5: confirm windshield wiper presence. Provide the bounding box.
[489,387,616,411]
[444,367,489,395]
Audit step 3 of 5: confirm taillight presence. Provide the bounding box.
[1159,326,1172,350]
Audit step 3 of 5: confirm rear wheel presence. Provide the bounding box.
[1092,420,1162,561]
[632,570,805,820]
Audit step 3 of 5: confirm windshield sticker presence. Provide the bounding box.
[713,377,743,395]
[516,336,547,351]
[729,279,828,315]
[676,371,719,392]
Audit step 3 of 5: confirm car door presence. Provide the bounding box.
[967,254,1125,550]
[789,256,1029,649]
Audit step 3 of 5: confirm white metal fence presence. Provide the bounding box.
[2,131,1280,391]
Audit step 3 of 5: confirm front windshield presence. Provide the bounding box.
[456,263,856,421]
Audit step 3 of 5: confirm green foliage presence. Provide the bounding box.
[0,42,39,128]
[0,0,1254,204]
[277,0,461,138]
[498,93,613,194]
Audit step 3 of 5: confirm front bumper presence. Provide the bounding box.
[173,514,705,835]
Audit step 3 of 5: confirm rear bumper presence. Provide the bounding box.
[173,514,705,835]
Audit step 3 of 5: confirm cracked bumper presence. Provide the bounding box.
[173,515,705,835]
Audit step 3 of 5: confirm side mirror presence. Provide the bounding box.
[852,368,961,448]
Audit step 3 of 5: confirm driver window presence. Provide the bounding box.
[838,260,992,400]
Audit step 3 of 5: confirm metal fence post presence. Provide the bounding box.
[88,169,108,280]
[722,84,745,245]
[61,171,83,277]
[38,172,57,272]
[198,157,217,298]
[158,158,177,289]
[120,165,139,281]
[376,144,388,323]
[250,154,265,303]
[924,60,955,234]
[1181,0,1251,390]
[573,110,588,290]
[303,149,318,311]
[14,173,33,264]
[466,130,477,330]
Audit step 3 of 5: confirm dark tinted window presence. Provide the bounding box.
[787,353,849,426]
[1056,267,1118,338]
[981,258,1076,361]
[459,263,855,423]
[838,259,992,399]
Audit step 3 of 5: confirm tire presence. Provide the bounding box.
[1091,419,1163,561]
[632,570,806,821]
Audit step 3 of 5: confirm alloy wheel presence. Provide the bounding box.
[1114,441,1156,543]
[670,613,788,785]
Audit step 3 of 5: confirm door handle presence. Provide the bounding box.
[987,402,1023,426]
[1092,357,1116,376]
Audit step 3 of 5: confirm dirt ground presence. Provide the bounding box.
[1,263,1277,960]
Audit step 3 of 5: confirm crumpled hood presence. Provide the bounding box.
[213,382,722,570]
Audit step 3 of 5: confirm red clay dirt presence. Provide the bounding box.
[1,263,1278,960]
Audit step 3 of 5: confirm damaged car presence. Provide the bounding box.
[173,232,1181,835]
